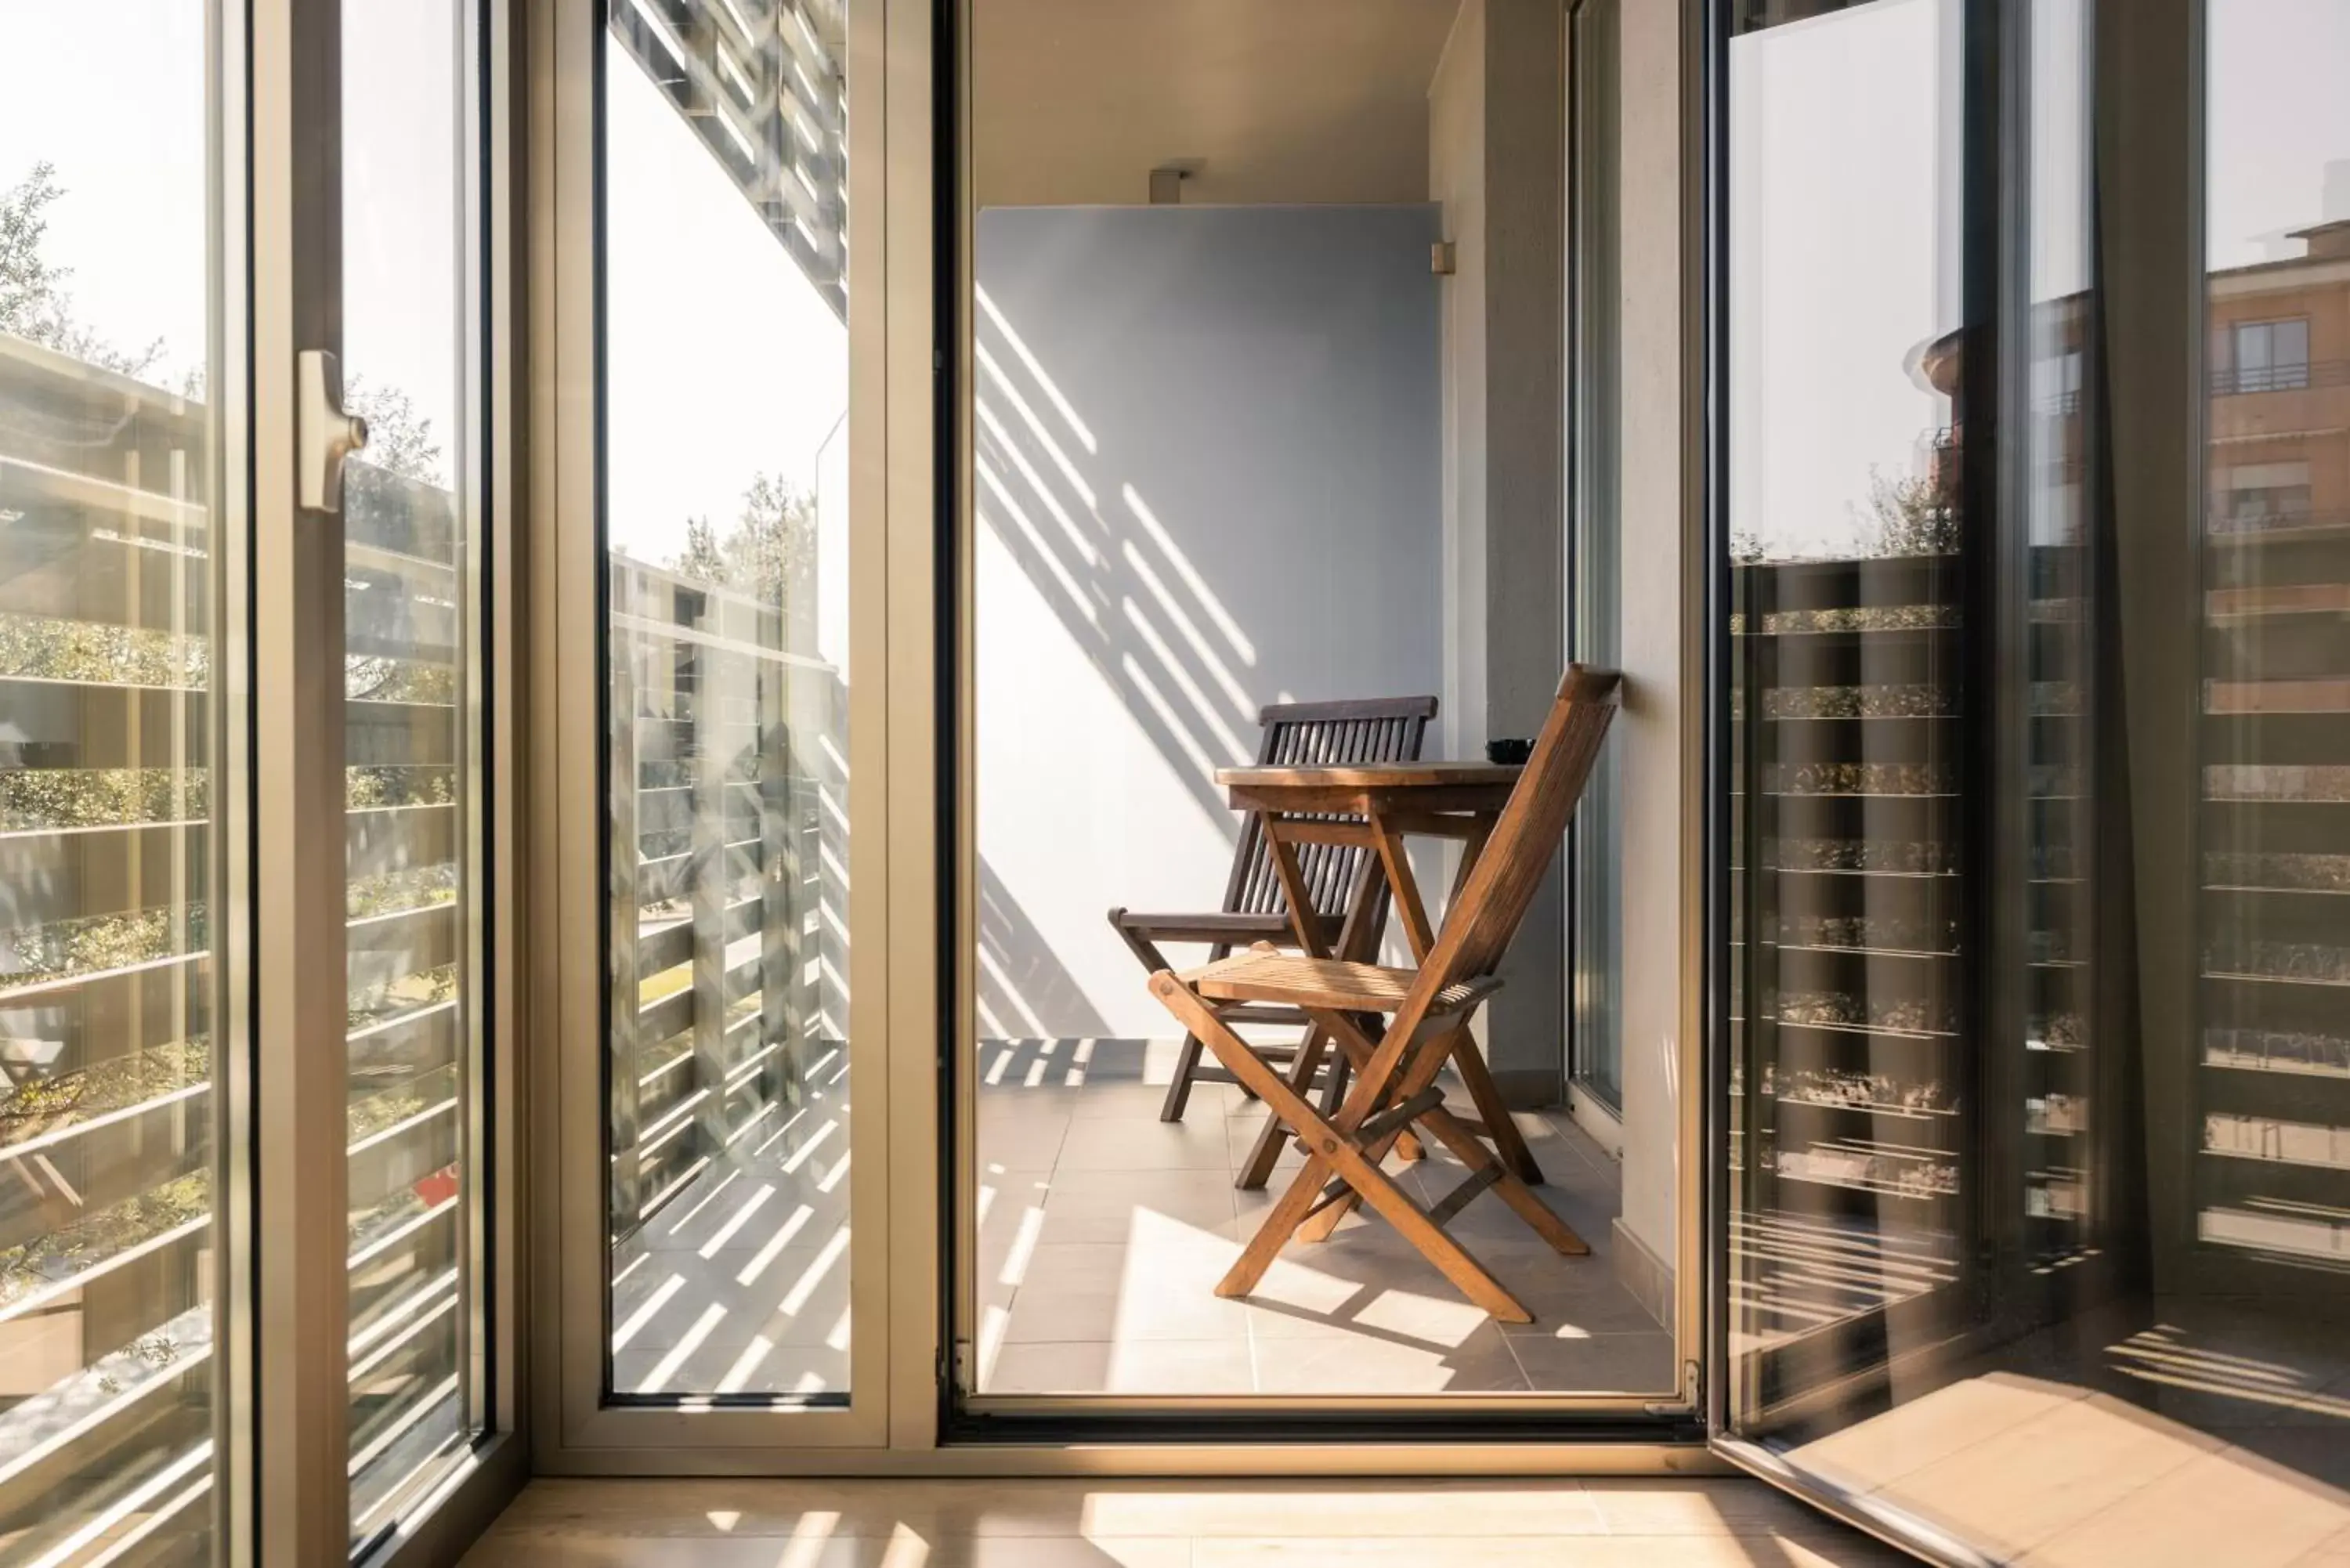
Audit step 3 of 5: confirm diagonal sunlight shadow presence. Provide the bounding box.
[978,857,1112,1041]
[974,282,1264,826]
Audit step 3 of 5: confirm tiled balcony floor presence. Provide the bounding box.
[971,1038,1672,1396]
[606,1038,1674,1400]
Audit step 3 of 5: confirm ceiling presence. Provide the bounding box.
[972,0,1466,208]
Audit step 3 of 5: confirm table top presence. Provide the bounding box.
[1216,761,1524,790]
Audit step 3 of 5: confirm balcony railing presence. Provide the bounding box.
[2208,359,2350,396]
[605,559,848,1241]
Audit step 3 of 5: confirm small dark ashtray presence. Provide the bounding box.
[1486,738,1534,766]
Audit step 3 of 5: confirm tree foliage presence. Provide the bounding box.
[674,472,819,608]
[0,161,164,377]
[345,375,444,485]
[1853,464,1961,558]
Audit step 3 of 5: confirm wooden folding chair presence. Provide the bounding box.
[1145,667,1621,1322]
[1107,695,1437,1148]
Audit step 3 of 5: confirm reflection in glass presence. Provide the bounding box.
[1719,0,2350,1552]
[601,0,853,1401]
[341,0,485,1542]
[2195,0,2350,1274]
[0,5,222,1560]
[1726,0,1972,1380]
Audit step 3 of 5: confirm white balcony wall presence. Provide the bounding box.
[974,204,1443,1039]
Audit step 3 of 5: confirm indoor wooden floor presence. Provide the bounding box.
[459,1476,1918,1566]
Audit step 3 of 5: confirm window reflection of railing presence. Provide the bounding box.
[609,0,848,320]
[2207,507,2350,540]
[0,334,218,1563]
[341,456,475,1538]
[0,331,490,1557]
[1729,548,1971,1367]
[604,559,845,1241]
[2208,359,2350,396]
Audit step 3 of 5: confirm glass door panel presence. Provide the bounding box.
[340,0,488,1543]
[1715,0,2350,1557]
[600,0,855,1404]
[0,7,230,1562]
[1724,0,1976,1429]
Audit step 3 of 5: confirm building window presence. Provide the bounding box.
[2216,316,2311,392]
[2213,460,2314,529]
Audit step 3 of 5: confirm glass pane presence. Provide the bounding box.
[342,0,484,1540]
[1571,0,1626,1115]
[1726,0,1972,1404]
[1718,0,2350,1553]
[2195,0,2350,1298]
[0,5,224,1561]
[602,0,854,1402]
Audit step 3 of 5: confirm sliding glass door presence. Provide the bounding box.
[1712,0,2350,1558]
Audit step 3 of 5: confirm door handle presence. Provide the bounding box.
[297,349,371,513]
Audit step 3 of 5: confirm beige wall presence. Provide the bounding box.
[973,0,1456,207]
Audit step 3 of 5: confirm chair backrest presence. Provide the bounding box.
[1412,667,1620,1000]
[1224,695,1439,919]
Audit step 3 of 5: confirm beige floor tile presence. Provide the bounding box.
[1240,1259,1499,1349]
[986,1337,1258,1395]
[1057,1116,1241,1171]
[1581,1478,1867,1537]
[2019,1442,2350,1568]
[1001,1278,1259,1344]
[1873,1390,2222,1559]
[1502,1330,1676,1393]
[2298,1524,2350,1565]
[1063,1082,1244,1121]
[1248,1322,1531,1393]
[1013,1236,1236,1291]
[1033,1169,1244,1220]
[1789,1372,2093,1496]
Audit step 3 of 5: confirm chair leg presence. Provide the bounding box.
[1150,974,1531,1323]
[1416,1106,1588,1255]
[1450,1034,1544,1185]
[1238,1024,1325,1190]
[1158,1032,1206,1122]
[1292,1017,1463,1243]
